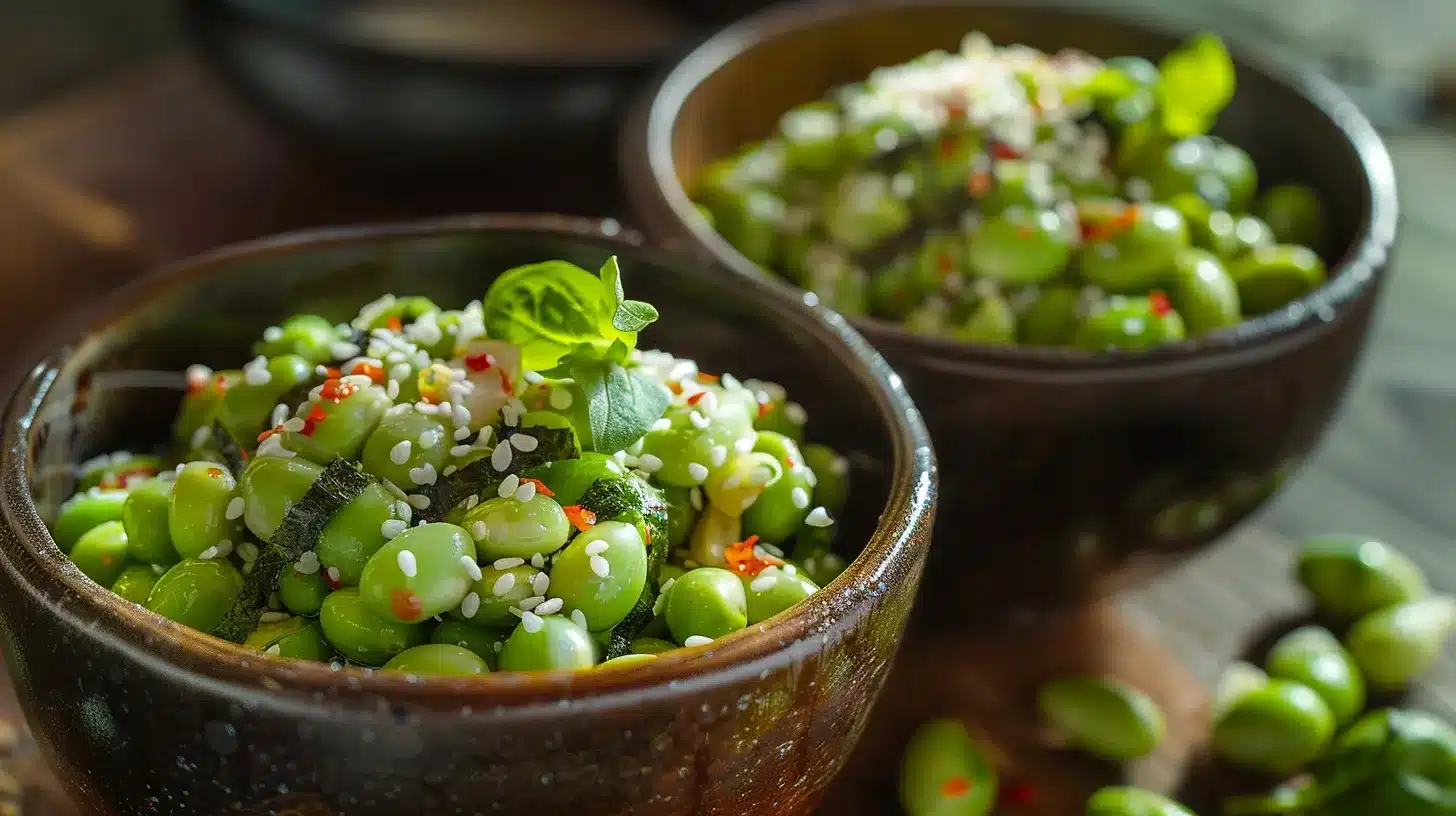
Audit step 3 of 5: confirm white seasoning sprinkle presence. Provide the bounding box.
[390,363,413,382]
[294,551,320,574]
[270,403,290,428]
[460,555,483,581]
[583,540,609,557]
[449,444,473,458]
[237,541,259,562]
[408,463,438,486]
[733,436,755,455]
[198,546,219,560]
[190,424,213,448]
[418,428,442,449]
[396,550,418,578]
[454,425,473,442]
[514,481,537,502]
[589,554,611,578]
[326,566,341,584]
[460,592,481,619]
[523,370,544,385]
[687,462,709,483]
[452,404,472,427]
[710,445,728,468]
[689,487,703,511]
[465,494,480,510]
[497,474,521,499]
[519,596,544,611]
[225,496,245,520]
[535,598,563,616]
[395,500,412,522]
[331,342,361,360]
[508,607,524,618]
[638,454,664,473]
[390,440,412,465]
[215,539,234,558]
[521,611,544,633]
[531,552,546,569]
[750,574,777,593]
[761,542,785,558]
[791,487,810,510]
[783,564,798,578]
[531,571,550,595]
[494,557,525,570]
[470,520,487,541]
[509,433,538,452]
[259,611,291,624]
[785,402,807,425]
[684,635,713,648]
[570,609,588,629]
[549,388,573,410]
[651,417,672,432]
[491,442,512,471]
[243,356,272,386]
[492,572,516,596]
[387,380,400,400]
[281,417,306,433]
[263,326,284,342]
[381,518,408,539]
[406,493,432,510]
[805,506,834,527]
[689,411,711,430]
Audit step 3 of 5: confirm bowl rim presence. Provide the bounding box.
[620,0,1400,378]
[0,213,936,706]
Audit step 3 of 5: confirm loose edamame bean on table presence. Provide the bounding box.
[899,719,998,816]
[1345,595,1456,689]
[1297,534,1428,620]
[1085,786,1196,816]
[693,31,1332,350]
[1037,675,1166,761]
[1211,678,1334,775]
[48,258,851,674]
[1264,626,1364,726]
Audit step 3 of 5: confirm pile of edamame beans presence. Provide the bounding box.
[694,32,1330,351]
[52,258,852,675]
[898,534,1455,814]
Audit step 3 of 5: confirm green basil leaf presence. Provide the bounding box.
[585,363,670,455]
[1085,65,1141,100]
[1157,32,1235,138]
[600,255,661,333]
[600,256,626,309]
[482,260,633,371]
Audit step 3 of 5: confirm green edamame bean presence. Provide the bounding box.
[801,443,848,516]
[1227,244,1326,315]
[954,292,1017,345]
[111,564,163,605]
[457,564,540,626]
[1018,285,1083,346]
[1140,136,1257,212]
[978,160,1056,217]
[742,432,813,543]
[1073,296,1186,352]
[869,254,925,322]
[899,719,998,816]
[1346,596,1456,689]
[359,522,476,623]
[910,231,965,297]
[146,558,244,632]
[316,483,394,586]
[79,453,162,492]
[1211,679,1334,774]
[359,410,449,492]
[1297,534,1428,620]
[1167,248,1241,335]
[744,566,819,624]
[174,372,235,453]
[1086,787,1195,816]
[53,488,128,554]
[1312,708,1456,816]
[240,456,323,541]
[295,384,392,462]
[824,172,911,252]
[383,644,490,676]
[665,567,748,644]
[523,453,626,506]
[803,253,870,317]
[747,383,806,444]
[123,477,180,565]
[169,462,240,559]
[966,208,1073,285]
[598,653,657,670]
[1213,661,1269,721]
[498,615,597,671]
[661,485,699,550]
[1078,203,1189,293]
[639,402,754,489]
[279,568,330,616]
[318,587,427,665]
[630,637,678,656]
[705,451,782,521]
[550,520,648,632]
[252,315,339,364]
[779,102,843,174]
[844,110,918,161]
[1255,184,1326,251]
[1200,212,1275,262]
[431,619,505,668]
[217,354,311,445]
[69,520,132,586]
[794,540,848,587]
[1265,626,1365,725]
[1037,676,1165,761]
[360,296,440,330]
[245,616,333,661]
[715,188,786,267]
[464,493,571,561]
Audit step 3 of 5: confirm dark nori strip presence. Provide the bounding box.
[578,475,669,658]
[211,459,372,643]
[418,425,578,523]
[210,421,248,477]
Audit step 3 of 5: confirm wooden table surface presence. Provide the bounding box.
[0,57,1451,814]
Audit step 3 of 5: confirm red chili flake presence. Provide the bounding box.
[257,426,281,443]
[999,782,1037,806]
[1015,226,1033,239]
[324,367,342,380]
[668,380,684,396]
[385,315,403,333]
[757,400,772,419]
[1080,205,1140,242]
[323,569,343,591]
[497,368,515,397]
[301,403,328,436]
[990,142,1020,160]
[940,776,971,799]
[521,477,554,498]
[351,361,385,384]
[724,535,782,577]
[206,467,224,479]
[696,372,720,384]
[784,456,797,469]
[686,392,707,406]
[937,135,959,160]
[1149,290,1173,318]
[318,377,357,403]
[937,253,953,277]
[389,588,423,622]
[968,171,993,197]
[99,465,160,490]
[645,526,652,546]
[464,352,495,372]
[563,505,597,532]
[943,99,967,120]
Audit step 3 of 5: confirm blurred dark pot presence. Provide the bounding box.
[619,0,1399,618]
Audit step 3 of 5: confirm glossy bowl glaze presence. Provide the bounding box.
[620,0,1398,617]
[0,215,935,815]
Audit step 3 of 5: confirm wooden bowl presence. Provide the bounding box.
[0,215,935,815]
[619,0,1399,617]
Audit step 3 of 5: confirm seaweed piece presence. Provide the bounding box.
[419,425,578,522]
[578,474,669,658]
[210,421,248,477]
[211,459,372,643]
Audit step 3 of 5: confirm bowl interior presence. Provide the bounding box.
[18,217,923,694]
[653,1,1384,359]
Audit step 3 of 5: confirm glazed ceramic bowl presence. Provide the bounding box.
[0,216,935,815]
[620,0,1398,618]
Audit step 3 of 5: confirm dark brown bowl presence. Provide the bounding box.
[0,215,935,815]
[620,0,1399,617]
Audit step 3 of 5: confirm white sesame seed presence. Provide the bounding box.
[386,380,400,400]
[491,443,512,471]
[805,506,833,527]
[460,592,481,619]
[570,609,588,629]
[406,494,432,510]
[494,557,525,570]
[687,463,709,483]
[225,496,245,520]
[460,555,483,581]
[470,520,487,541]
[535,598,564,616]
[510,434,538,452]
[709,445,728,468]
[590,554,611,578]
[684,635,713,647]
[418,428,442,450]
[514,481,537,502]
[651,417,673,432]
[395,500,413,522]
[281,417,306,433]
[733,436,755,455]
[189,424,213,449]
[492,572,516,596]
[326,566,341,584]
[390,440,412,465]
[750,574,777,593]
[523,370,544,385]
[464,494,480,510]
[396,550,418,578]
[785,402,807,425]
[521,611,544,633]
[198,546,219,560]
[531,552,546,569]
[390,362,413,382]
[689,411,711,430]
[263,326,284,343]
[583,540,609,557]
[409,463,438,486]
[270,403,290,428]
[519,596,544,611]
[453,425,473,442]
[531,571,550,595]
[549,388,573,410]
[450,444,473,458]
[381,518,408,539]
[294,551,320,574]
[498,473,521,499]
[761,542,785,558]
[237,541,259,562]
[415,402,440,416]
[259,611,291,624]
[331,342,361,361]
[637,454,664,473]
[243,356,272,386]
[791,487,810,510]
[689,487,703,511]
